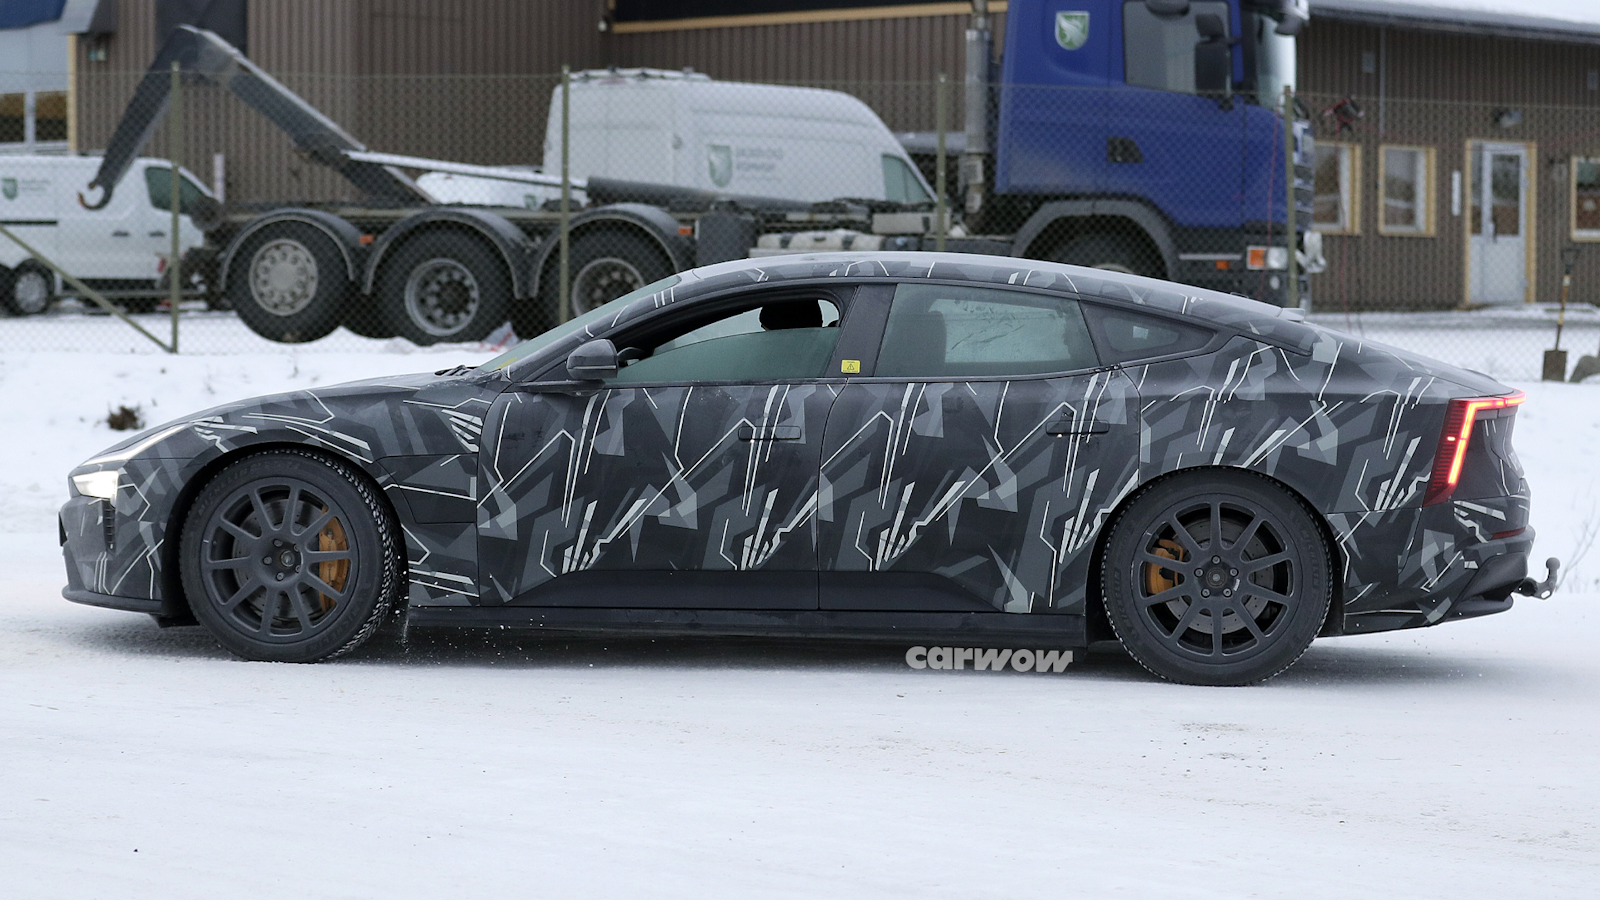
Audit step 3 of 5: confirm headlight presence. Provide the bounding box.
[1246,246,1290,271]
[71,470,121,500]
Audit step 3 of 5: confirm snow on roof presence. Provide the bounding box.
[1313,0,1600,42]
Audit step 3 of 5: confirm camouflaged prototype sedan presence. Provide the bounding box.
[61,253,1552,684]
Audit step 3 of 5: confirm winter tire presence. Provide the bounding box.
[3,263,52,316]
[228,222,350,343]
[378,231,510,345]
[180,451,401,663]
[1101,470,1331,686]
[1055,233,1164,279]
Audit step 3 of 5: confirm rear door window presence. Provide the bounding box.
[875,284,1098,378]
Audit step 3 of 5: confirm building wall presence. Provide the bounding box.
[1302,18,1600,310]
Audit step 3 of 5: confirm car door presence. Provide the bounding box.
[477,286,871,609]
[817,281,1141,614]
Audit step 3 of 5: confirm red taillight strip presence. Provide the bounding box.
[1422,390,1525,506]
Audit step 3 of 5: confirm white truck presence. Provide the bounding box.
[0,154,212,316]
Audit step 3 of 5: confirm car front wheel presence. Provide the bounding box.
[1101,470,1331,686]
[180,451,401,662]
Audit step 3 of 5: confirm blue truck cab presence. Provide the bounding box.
[986,0,1313,305]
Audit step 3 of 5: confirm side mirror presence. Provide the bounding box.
[566,338,618,381]
[1193,14,1233,108]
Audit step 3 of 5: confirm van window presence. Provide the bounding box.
[882,155,931,204]
[145,166,208,215]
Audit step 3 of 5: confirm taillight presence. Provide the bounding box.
[1422,390,1525,506]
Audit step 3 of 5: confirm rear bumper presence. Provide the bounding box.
[1342,526,1534,634]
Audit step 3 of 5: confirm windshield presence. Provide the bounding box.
[1248,12,1296,110]
[481,274,683,373]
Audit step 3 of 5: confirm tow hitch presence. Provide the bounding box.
[1516,558,1560,599]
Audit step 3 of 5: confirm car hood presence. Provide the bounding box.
[73,371,486,472]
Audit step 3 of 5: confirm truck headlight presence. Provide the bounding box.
[71,470,121,500]
[1246,246,1291,270]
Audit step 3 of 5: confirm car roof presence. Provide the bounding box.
[677,251,1303,333]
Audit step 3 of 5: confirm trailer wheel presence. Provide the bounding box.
[1055,234,1164,279]
[518,231,671,337]
[228,223,350,343]
[378,231,510,346]
[2,262,53,316]
[340,296,396,340]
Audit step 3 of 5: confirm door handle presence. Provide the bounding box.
[111,230,129,237]
[1046,413,1107,436]
[738,424,801,442]
[148,231,166,238]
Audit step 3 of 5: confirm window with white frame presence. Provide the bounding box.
[1574,158,1600,240]
[1313,143,1360,234]
[1379,145,1435,236]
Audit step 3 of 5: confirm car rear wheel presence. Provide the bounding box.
[1101,470,1330,686]
[180,451,401,663]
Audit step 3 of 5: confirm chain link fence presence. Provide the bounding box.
[2,56,1597,382]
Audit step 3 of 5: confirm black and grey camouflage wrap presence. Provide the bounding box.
[62,252,1534,635]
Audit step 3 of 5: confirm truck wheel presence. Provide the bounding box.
[519,231,671,337]
[378,231,510,346]
[3,263,53,316]
[1055,234,1164,279]
[229,223,350,343]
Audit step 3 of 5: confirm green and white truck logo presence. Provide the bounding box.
[1055,11,1090,51]
[2,177,16,201]
[708,144,733,188]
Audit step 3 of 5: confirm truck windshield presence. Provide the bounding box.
[1248,11,1296,110]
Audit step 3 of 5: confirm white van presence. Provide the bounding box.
[0,155,212,315]
[420,69,932,208]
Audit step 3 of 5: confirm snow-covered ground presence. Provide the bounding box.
[2,320,1598,897]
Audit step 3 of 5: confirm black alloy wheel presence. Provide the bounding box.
[180,451,400,662]
[1101,470,1330,685]
[378,230,510,345]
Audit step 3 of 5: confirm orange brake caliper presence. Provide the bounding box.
[1145,538,1187,594]
[317,509,350,612]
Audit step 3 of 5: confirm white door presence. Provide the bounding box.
[1468,142,1529,305]
[55,164,163,281]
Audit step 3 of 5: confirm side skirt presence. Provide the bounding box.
[406,607,1087,645]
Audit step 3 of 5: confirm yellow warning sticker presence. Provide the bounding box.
[841,359,861,374]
